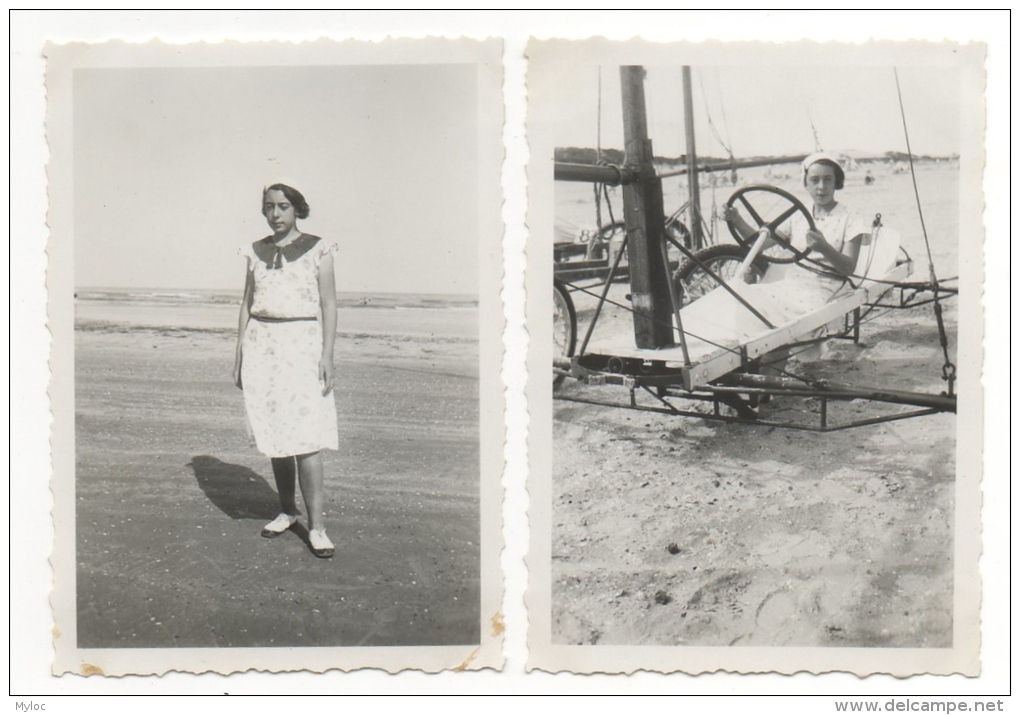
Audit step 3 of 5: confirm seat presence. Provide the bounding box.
[855,225,901,283]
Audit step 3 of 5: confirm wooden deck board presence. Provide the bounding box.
[582,263,911,389]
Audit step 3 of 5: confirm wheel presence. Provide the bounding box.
[553,278,577,387]
[598,221,626,241]
[595,221,627,265]
[673,244,769,307]
[664,217,691,246]
[603,218,688,246]
[724,184,815,264]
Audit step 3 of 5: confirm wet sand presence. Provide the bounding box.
[75,304,480,648]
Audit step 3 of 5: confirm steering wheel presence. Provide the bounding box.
[724,184,816,264]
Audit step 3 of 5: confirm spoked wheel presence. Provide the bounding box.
[725,184,816,264]
[664,217,691,246]
[673,244,770,307]
[593,221,627,265]
[553,278,577,388]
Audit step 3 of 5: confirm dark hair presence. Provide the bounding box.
[262,183,310,219]
[803,159,845,190]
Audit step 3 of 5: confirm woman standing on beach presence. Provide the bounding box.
[233,183,338,558]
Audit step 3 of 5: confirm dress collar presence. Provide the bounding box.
[812,201,839,221]
[252,234,321,269]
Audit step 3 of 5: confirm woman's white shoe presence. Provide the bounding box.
[309,528,335,558]
[261,513,298,538]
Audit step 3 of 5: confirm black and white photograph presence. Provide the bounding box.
[46,39,504,674]
[527,40,983,674]
[11,10,1010,703]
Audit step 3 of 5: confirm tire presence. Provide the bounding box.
[673,244,769,307]
[553,278,577,388]
[598,221,626,242]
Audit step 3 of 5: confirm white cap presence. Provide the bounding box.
[264,177,303,194]
[801,151,845,188]
[801,151,843,173]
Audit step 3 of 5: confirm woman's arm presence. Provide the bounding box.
[723,204,780,250]
[317,250,338,396]
[805,229,865,277]
[233,266,254,389]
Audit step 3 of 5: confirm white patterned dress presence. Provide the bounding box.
[760,201,873,314]
[240,234,339,458]
[676,203,872,356]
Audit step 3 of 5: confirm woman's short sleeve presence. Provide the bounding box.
[845,209,873,246]
[312,238,340,268]
[237,244,256,266]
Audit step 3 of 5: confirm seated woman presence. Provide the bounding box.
[676,153,874,371]
[727,152,872,315]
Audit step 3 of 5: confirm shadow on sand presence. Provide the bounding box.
[188,455,280,520]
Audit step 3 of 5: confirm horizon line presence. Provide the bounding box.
[74,286,479,297]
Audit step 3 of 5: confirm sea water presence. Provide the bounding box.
[74,290,479,341]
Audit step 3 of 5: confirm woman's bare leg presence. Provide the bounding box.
[296,451,326,531]
[270,456,299,515]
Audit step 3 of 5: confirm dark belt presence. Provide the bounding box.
[250,314,317,323]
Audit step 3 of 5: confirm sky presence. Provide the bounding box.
[73,61,961,293]
[74,64,480,293]
[548,64,961,160]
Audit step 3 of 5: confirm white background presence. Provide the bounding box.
[9,9,1011,705]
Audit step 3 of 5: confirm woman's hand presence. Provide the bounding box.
[805,227,861,276]
[234,265,254,391]
[805,228,828,252]
[722,204,756,240]
[316,248,338,397]
[319,357,335,396]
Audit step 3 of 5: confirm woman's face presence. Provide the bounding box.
[805,162,838,209]
[263,189,297,235]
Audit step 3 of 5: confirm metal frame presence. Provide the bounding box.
[554,389,947,433]
[554,360,955,433]
[551,64,957,430]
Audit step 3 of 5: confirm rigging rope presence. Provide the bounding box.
[602,184,617,226]
[715,68,735,163]
[590,67,620,266]
[698,72,735,159]
[893,67,956,394]
[593,67,604,236]
[596,66,602,162]
[806,107,823,152]
[893,70,938,287]
[697,71,735,243]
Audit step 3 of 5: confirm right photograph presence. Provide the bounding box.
[527,40,984,675]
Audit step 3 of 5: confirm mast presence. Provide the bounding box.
[620,65,675,349]
[682,66,704,251]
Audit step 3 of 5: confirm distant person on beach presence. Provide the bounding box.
[233,183,338,558]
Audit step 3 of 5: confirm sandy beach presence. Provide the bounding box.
[551,164,960,647]
[74,296,481,648]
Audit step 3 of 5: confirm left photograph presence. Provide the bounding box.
[47,39,504,674]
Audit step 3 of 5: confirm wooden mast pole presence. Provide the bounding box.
[682,66,704,250]
[620,65,674,349]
